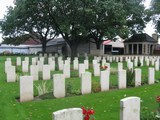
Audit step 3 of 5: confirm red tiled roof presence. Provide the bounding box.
[22,38,41,45]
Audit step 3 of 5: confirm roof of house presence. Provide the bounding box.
[106,40,124,48]
[124,33,158,43]
[22,38,41,45]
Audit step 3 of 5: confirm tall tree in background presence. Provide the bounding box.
[147,0,160,33]
[0,0,146,58]
[0,0,58,53]
[87,0,146,49]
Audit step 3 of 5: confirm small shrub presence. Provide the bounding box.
[92,81,101,93]
[140,107,157,120]
[127,69,135,87]
[66,82,80,96]
[35,81,50,96]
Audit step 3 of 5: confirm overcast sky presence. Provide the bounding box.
[0,0,155,42]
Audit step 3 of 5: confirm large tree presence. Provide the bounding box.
[87,0,146,49]
[0,0,58,53]
[0,0,146,58]
[147,0,160,33]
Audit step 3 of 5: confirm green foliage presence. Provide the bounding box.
[92,81,101,93]
[66,82,81,96]
[35,81,51,96]
[127,69,135,87]
[140,107,158,120]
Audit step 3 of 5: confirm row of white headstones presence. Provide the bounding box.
[53,96,140,120]
[4,55,158,102]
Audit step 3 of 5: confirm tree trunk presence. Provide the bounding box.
[70,42,78,60]
[96,40,101,50]
[42,41,47,53]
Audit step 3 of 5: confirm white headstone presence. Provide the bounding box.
[118,62,123,71]
[63,64,70,78]
[146,58,150,66]
[6,66,16,82]
[58,60,64,70]
[118,70,126,89]
[84,60,89,69]
[73,59,79,70]
[120,97,140,120]
[135,69,141,87]
[155,60,159,71]
[50,60,55,71]
[53,108,83,120]
[81,72,91,94]
[20,76,33,102]
[53,74,65,98]
[24,57,29,62]
[22,61,29,72]
[16,57,21,66]
[78,64,85,77]
[100,69,110,91]
[5,61,11,73]
[30,65,39,81]
[6,58,11,61]
[43,65,51,80]
[148,68,155,84]
[31,57,37,65]
[93,63,100,76]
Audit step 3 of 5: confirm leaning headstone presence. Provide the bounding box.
[53,108,83,120]
[6,66,16,82]
[100,69,110,91]
[53,74,65,98]
[20,76,33,102]
[148,68,155,84]
[30,65,39,81]
[63,64,70,78]
[93,63,100,76]
[43,65,51,80]
[135,68,141,87]
[81,72,91,94]
[120,97,140,120]
[118,70,126,89]
[78,64,85,77]
[16,57,21,66]
[22,61,29,72]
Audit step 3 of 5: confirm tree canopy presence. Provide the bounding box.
[0,0,146,57]
[147,0,160,33]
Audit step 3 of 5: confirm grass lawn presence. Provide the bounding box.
[0,55,160,120]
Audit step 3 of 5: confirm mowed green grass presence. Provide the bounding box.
[0,55,160,120]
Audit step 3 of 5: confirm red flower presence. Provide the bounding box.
[157,96,160,102]
[82,107,95,120]
[84,114,90,120]
[104,66,108,69]
[82,107,87,114]
[87,109,94,115]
